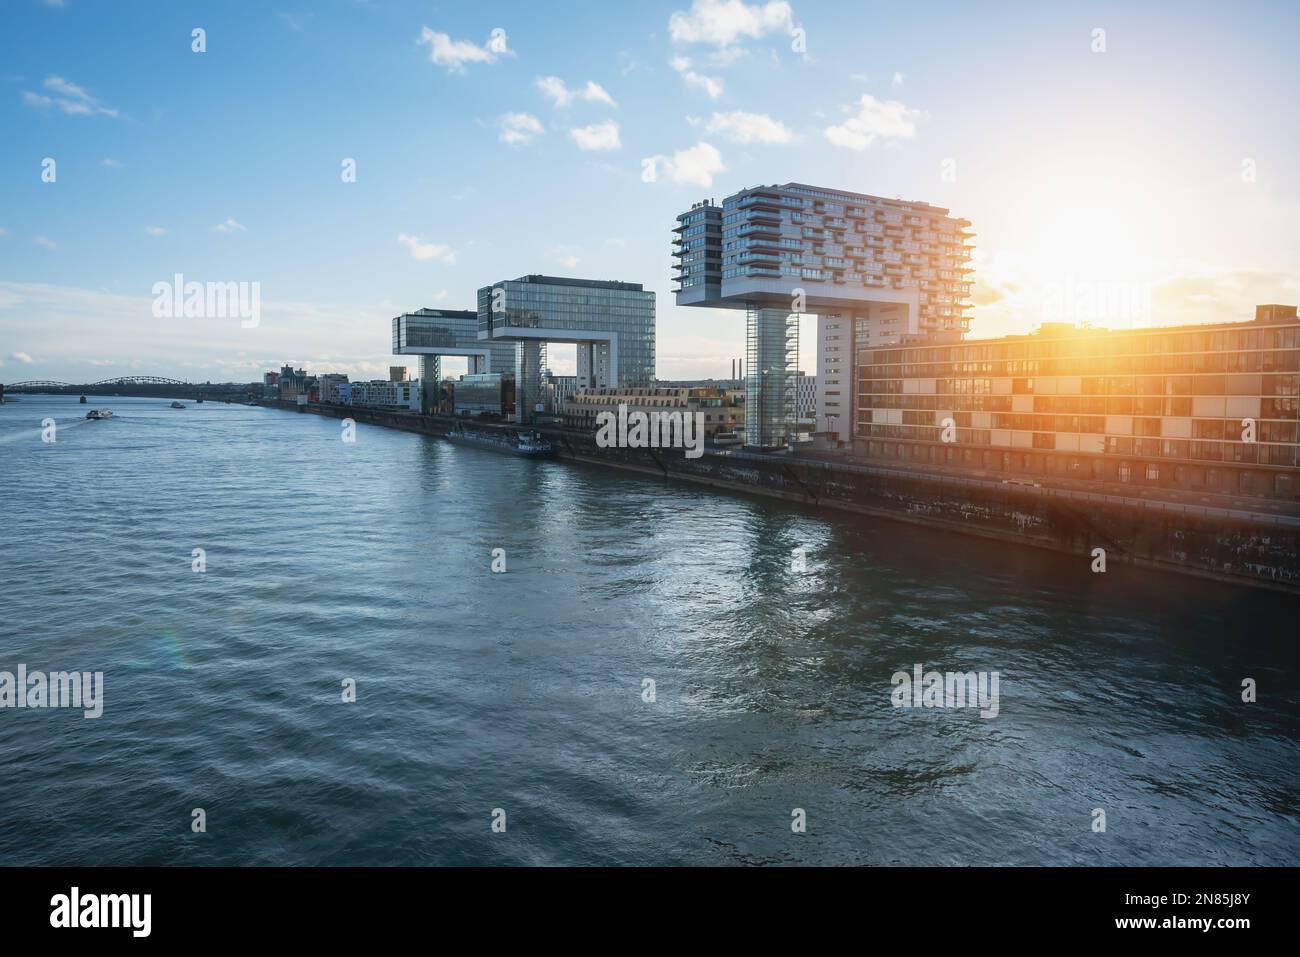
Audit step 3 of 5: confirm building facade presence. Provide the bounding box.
[796,371,817,426]
[341,378,421,412]
[854,306,1300,500]
[454,372,515,416]
[562,385,744,439]
[476,275,656,421]
[392,308,515,413]
[675,182,973,448]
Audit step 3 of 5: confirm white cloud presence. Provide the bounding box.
[553,246,582,269]
[823,93,925,150]
[605,238,627,247]
[213,218,246,233]
[704,110,795,143]
[668,0,794,47]
[642,141,725,187]
[418,27,509,73]
[35,236,57,250]
[22,75,119,118]
[570,121,621,151]
[397,233,456,264]
[671,57,723,99]
[537,76,617,109]
[9,352,34,364]
[144,226,166,237]
[0,227,8,237]
[498,111,544,146]
[102,157,122,168]
[892,71,905,87]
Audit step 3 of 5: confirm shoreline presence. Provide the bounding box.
[266,399,1300,596]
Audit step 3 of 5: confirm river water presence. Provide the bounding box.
[0,395,1296,865]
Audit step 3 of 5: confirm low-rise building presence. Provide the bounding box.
[343,378,421,412]
[454,372,515,416]
[562,385,744,439]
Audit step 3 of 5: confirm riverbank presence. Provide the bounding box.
[265,399,1300,594]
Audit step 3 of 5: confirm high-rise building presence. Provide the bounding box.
[392,308,515,413]
[854,306,1300,500]
[674,182,973,448]
[476,275,656,421]
[389,366,408,382]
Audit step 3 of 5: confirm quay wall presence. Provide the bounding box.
[269,400,1300,594]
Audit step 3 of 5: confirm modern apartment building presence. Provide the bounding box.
[392,308,515,413]
[854,305,1300,501]
[340,378,421,412]
[476,275,656,421]
[674,182,973,448]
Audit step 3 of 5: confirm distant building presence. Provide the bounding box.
[317,373,350,404]
[796,371,817,425]
[392,308,514,413]
[477,275,656,420]
[277,365,308,400]
[562,385,744,439]
[389,366,408,382]
[543,371,578,412]
[854,306,1300,500]
[344,378,421,412]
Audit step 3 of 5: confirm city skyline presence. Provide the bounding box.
[3,0,1300,384]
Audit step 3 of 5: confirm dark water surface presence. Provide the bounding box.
[1,395,1296,865]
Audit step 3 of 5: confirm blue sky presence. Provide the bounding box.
[3,0,1299,383]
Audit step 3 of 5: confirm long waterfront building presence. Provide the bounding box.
[854,305,1300,501]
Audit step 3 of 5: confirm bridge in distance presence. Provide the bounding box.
[0,376,261,401]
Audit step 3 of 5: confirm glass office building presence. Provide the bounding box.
[855,305,1300,501]
[453,372,514,416]
[392,308,514,413]
[476,275,656,419]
